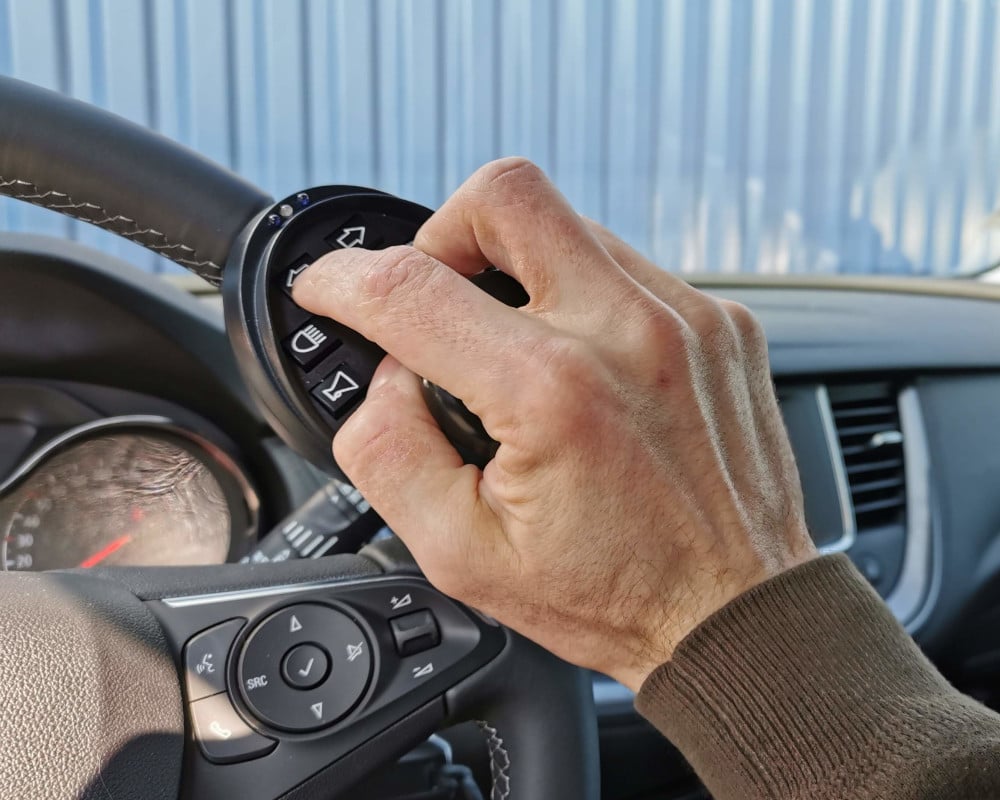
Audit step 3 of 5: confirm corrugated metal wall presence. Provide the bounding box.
[2,0,1000,277]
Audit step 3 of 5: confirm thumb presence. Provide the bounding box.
[334,356,505,589]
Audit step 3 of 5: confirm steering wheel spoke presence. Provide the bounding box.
[147,569,504,799]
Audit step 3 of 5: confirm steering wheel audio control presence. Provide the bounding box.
[238,603,373,732]
[158,575,510,796]
[225,185,528,475]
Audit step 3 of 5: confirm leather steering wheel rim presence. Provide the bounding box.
[0,76,600,800]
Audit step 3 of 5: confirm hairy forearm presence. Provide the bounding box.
[636,555,1000,800]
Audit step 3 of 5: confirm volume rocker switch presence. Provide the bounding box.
[390,610,441,657]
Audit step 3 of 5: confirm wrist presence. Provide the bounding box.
[613,539,819,692]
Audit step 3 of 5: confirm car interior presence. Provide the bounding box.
[5,4,1000,799]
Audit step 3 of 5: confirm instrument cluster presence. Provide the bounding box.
[1,416,257,572]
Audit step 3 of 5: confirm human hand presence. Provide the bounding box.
[293,159,817,691]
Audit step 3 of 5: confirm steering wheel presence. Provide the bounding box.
[0,77,599,800]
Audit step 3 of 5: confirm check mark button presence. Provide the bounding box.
[281,643,330,690]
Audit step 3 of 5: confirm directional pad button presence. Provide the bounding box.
[237,603,372,732]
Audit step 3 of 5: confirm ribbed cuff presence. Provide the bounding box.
[635,554,983,800]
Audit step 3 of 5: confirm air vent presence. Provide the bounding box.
[828,383,906,532]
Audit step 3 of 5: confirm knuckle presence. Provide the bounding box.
[632,297,687,354]
[475,156,546,197]
[528,335,597,387]
[719,299,766,348]
[357,245,433,307]
[688,299,739,357]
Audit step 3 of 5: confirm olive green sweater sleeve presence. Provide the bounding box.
[635,554,1000,800]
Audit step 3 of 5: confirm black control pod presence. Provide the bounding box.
[224,186,527,474]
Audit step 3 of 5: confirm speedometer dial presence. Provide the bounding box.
[1,428,254,571]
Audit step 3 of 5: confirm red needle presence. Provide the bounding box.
[78,535,132,568]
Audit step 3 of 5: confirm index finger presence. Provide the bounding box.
[292,244,543,425]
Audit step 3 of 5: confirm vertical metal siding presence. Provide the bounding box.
[2,0,1000,277]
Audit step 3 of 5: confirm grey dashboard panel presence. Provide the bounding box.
[910,374,1000,653]
[0,233,250,418]
[778,384,854,551]
[699,282,1000,376]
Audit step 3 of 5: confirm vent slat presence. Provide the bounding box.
[852,495,906,515]
[850,476,905,495]
[832,404,897,420]
[840,442,902,457]
[836,422,901,438]
[828,384,906,535]
[846,458,904,475]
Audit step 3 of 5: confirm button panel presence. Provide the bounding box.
[162,575,508,798]
[183,618,245,701]
[238,603,372,732]
[190,693,277,764]
[228,184,528,474]
[257,195,434,471]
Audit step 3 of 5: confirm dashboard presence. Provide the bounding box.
[6,232,1000,799]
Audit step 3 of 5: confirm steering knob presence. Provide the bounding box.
[224,186,527,475]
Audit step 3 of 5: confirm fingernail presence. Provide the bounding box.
[369,356,403,390]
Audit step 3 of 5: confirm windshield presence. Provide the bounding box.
[1,0,998,278]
